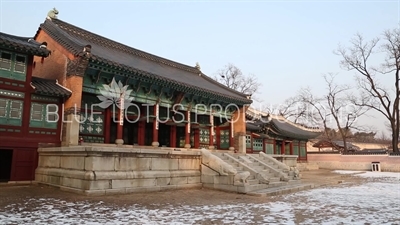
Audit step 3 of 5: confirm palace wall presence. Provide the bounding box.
[305,153,400,172]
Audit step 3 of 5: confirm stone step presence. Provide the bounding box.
[240,183,269,192]
[252,166,265,171]
[269,177,280,182]
[247,183,316,197]
[247,179,259,185]
[234,167,243,171]
[247,162,260,166]
[288,179,302,185]
[261,169,272,174]
[267,181,287,188]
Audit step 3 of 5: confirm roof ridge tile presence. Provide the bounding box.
[52,18,200,74]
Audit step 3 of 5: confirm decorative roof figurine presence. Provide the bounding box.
[47,8,59,20]
[195,62,201,71]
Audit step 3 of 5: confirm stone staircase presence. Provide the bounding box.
[210,152,314,196]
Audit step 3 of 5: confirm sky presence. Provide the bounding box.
[0,0,398,137]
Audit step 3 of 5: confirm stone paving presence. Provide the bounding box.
[0,169,399,224]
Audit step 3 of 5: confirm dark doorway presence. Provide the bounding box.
[158,123,170,147]
[144,122,153,146]
[0,149,13,182]
[176,126,185,148]
[110,121,117,144]
[110,120,139,145]
[123,119,139,145]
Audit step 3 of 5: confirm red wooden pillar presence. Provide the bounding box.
[209,114,214,149]
[194,128,200,148]
[281,140,285,155]
[216,126,220,149]
[184,110,191,148]
[104,107,111,143]
[152,104,159,147]
[229,121,234,151]
[116,105,124,145]
[170,125,176,147]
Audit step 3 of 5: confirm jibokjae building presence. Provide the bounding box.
[2,9,321,195]
[32,12,252,151]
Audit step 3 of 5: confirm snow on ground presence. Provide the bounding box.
[0,172,399,224]
[333,170,364,174]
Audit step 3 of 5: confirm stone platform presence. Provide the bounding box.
[35,145,202,195]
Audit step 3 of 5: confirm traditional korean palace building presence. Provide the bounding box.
[32,13,252,151]
[245,107,322,161]
[0,32,71,182]
[1,9,324,188]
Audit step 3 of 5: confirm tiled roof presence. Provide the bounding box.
[269,118,321,140]
[0,32,50,57]
[246,107,322,140]
[31,77,72,98]
[246,122,261,131]
[312,140,360,151]
[35,18,252,105]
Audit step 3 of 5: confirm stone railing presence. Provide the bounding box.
[200,149,253,193]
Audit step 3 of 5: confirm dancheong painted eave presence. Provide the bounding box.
[0,32,50,57]
[34,17,253,105]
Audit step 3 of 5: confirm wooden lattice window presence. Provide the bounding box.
[0,98,23,126]
[285,142,291,155]
[0,52,12,70]
[9,101,22,119]
[29,103,57,129]
[219,129,230,149]
[31,103,43,121]
[79,113,104,135]
[0,52,27,81]
[299,141,306,157]
[293,141,299,156]
[199,128,210,145]
[253,138,263,151]
[0,98,7,117]
[264,139,274,154]
[246,135,251,148]
[14,55,26,73]
[46,105,58,122]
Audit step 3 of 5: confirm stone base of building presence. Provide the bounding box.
[35,146,202,195]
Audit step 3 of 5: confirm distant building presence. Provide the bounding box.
[0,32,71,182]
[312,140,361,152]
[245,108,322,161]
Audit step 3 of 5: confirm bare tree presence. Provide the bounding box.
[337,28,400,153]
[297,86,333,140]
[214,63,261,97]
[323,73,369,152]
[282,73,369,152]
[259,88,323,128]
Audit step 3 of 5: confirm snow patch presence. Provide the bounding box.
[0,177,399,224]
